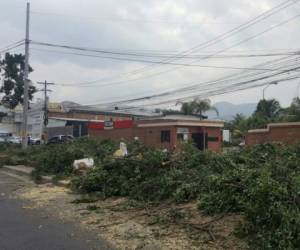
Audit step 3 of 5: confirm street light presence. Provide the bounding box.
[263,81,278,100]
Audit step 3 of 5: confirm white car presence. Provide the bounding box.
[7,136,21,144]
[28,137,42,145]
[0,132,11,142]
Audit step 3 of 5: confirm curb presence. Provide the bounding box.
[1,165,70,188]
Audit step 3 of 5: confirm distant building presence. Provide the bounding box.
[48,102,161,122]
[13,100,44,139]
[222,129,231,142]
[0,105,16,135]
[88,115,224,152]
[245,122,300,147]
[46,102,162,139]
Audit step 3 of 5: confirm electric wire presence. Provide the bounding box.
[29,47,296,72]
[31,0,299,87]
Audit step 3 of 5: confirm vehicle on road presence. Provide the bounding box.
[47,135,74,145]
[0,132,12,143]
[7,136,21,144]
[28,137,42,145]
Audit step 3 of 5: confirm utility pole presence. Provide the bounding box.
[22,2,30,149]
[37,81,54,140]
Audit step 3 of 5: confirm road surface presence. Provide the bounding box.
[0,171,112,250]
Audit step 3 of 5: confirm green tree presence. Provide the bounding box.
[0,53,36,109]
[254,99,281,119]
[287,97,300,121]
[180,101,196,115]
[179,98,218,118]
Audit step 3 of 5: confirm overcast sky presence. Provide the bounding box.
[0,0,300,108]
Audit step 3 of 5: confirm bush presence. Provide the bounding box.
[2,136,299,249]
[36,144,85,174]
[198,143,300,249]
[72,142,300,249]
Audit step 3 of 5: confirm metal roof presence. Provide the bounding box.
[67,104,162,117]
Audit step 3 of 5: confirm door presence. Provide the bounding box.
[192,133,208,150]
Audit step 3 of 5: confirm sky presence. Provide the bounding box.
[0,0,300,109]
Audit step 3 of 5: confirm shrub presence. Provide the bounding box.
[198,143,300,249]
[36,144,85,174]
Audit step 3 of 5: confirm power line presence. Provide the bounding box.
[101,74,300,111]
[30,41,299,59]
[30,46,299,59]
[0,39,24,51]
[29,46,295,73]
[116,0,299,77]
[51,9,300,88]
[117,10,300,88]
[0,41,25,54]
[30,10,254,26]
[30,0,299,87]
[75,59,300,106]
[80,57,300,107]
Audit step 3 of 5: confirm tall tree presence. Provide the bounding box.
[180,101,197,115]
[179,98,218,118]
[0,53,36,109]
[254,99,281,119]
[287,97,300,121]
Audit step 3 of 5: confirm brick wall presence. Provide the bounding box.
[206,127,223,152]
[89,124,222,152]
[89,126,177,150]
[245,123,300,147]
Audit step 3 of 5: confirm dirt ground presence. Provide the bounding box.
[15,183,248,250]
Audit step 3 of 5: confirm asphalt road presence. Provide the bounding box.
[0,172,112,250]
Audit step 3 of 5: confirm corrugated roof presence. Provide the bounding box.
[67,104,162,117]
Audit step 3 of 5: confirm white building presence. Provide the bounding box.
[0,100,44,139]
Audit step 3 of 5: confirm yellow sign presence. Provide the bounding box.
[48,103,63,112]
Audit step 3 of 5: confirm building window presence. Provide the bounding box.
[207,136,219,142]
[177,133,188,142]
[161,130,170,143]
[177,133,184,141]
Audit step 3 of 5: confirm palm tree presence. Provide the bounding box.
[178,98,218,119]
[194,98,219,118]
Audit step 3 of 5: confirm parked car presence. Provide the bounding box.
[28,137,42,145]
[47,135,74,145]
[7,136,21,144]
[0,132,12,143]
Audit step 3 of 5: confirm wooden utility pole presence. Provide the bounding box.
[37,81,54,140]
[22,2,30,149]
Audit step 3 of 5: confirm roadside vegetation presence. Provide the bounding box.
[226,97,300,145]
[0,138,299,249]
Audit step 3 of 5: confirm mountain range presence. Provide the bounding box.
[207,101,257,120]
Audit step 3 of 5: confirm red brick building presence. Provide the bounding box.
[88,115,224,152]
[245,122,300,147]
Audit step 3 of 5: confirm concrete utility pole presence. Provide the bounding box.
[37,81,54,140]
[22,2,30,149]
